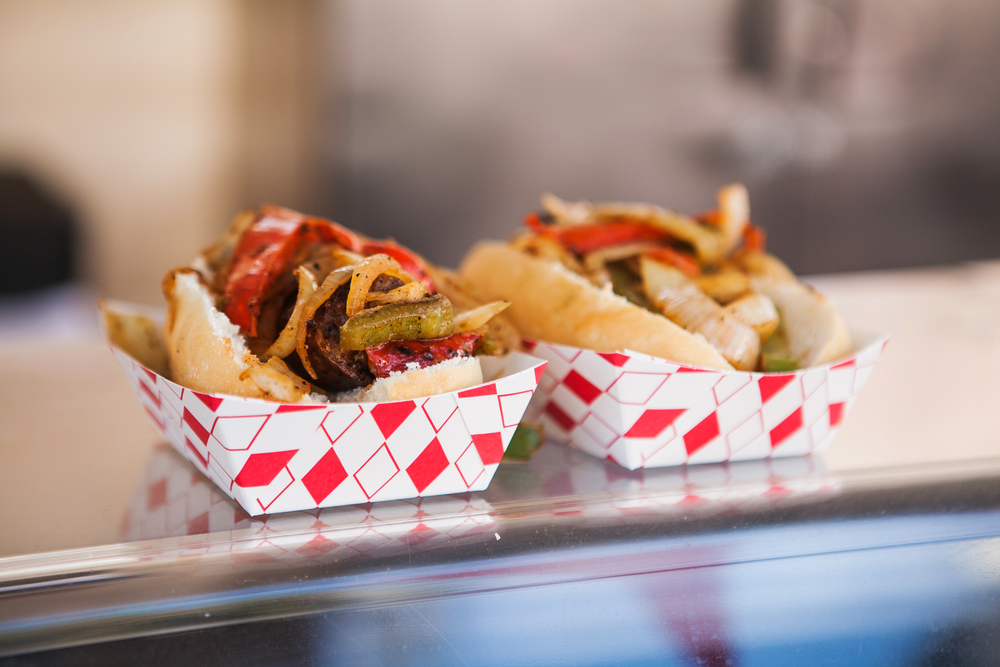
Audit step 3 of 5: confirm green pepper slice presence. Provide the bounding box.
[607,260,653,311]
[759,328,799,372]
[761,356,799,372]
[502,423,545,462]
[340,294,453,351]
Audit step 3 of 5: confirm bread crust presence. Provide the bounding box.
[459,242,733,370]
[163,269,267,399]
[359,358,483,402]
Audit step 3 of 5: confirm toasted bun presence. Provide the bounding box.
[459,241,733,370]
[359,357,483,402]
[99,299,171,378]
[163,269,267,399]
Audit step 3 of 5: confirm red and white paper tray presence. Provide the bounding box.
[110,343,545,516]
[522,332,889,470]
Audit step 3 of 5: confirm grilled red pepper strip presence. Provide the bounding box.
[695,209,721,226]
[223,210,360,336]
[524,211,550,234]
[643,246,702,277]
[742,223,767,253]
[558,221,674,255]
[525,216,673,256]
[366,332,482,377]
[258,205,362,253]
[361,239,436,291]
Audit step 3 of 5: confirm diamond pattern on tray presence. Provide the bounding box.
[370,401,417,439]
[455,443,486,487]
[235,450,297,487]
[109,341,546,515]
[354,445,400,499]
[300,448,349,504]
[406,438,449,493]
[471,432,504,466]
[524,335,888,470]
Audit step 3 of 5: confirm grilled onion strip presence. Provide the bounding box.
[295,265,355,379]
[453,301,511,333]
[240,357,311,402]
[365,281,430,306]
[694,270,751,305]
[640,256,759,370]
[346,254,415,317]
[725,292,779,343]
[263,267,319,361]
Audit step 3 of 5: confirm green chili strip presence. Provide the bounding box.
[340,294,454,351]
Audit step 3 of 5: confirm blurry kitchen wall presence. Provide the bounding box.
[0,0,321,304]
[2,0,1000,304]
[320,0,1000,274]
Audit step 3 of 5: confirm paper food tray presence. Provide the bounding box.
[522,332,888,470]
[107,317,546,515]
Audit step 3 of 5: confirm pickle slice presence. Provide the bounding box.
[340,294,454,351]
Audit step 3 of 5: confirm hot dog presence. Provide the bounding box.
[459,184,851,371]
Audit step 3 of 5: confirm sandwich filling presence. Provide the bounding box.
[512,185,799,372]
[199,205,511,396]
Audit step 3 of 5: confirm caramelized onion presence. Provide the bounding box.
[295,265,355,379]
[346,254,408,317]
[300,247,365,285]
[365,281,430,306]
[453,300,511,333]
[725,292,779,343]
[263,267,318,361]
[239,357,311,402]
[717,183,750,258]
[640,256,759,370]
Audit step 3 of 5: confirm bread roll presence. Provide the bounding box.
[460,241,733,370]
[163,269,268,399]
[359,357,483,402]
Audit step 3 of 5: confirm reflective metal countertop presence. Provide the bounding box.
[0,444,998,664]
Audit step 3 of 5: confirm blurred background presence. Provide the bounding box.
[1,0,999,310]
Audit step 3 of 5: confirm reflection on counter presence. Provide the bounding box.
[121,440,840,563]
[490,437,839,513]
[98,446,1000,667]
[121,445,498,568]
